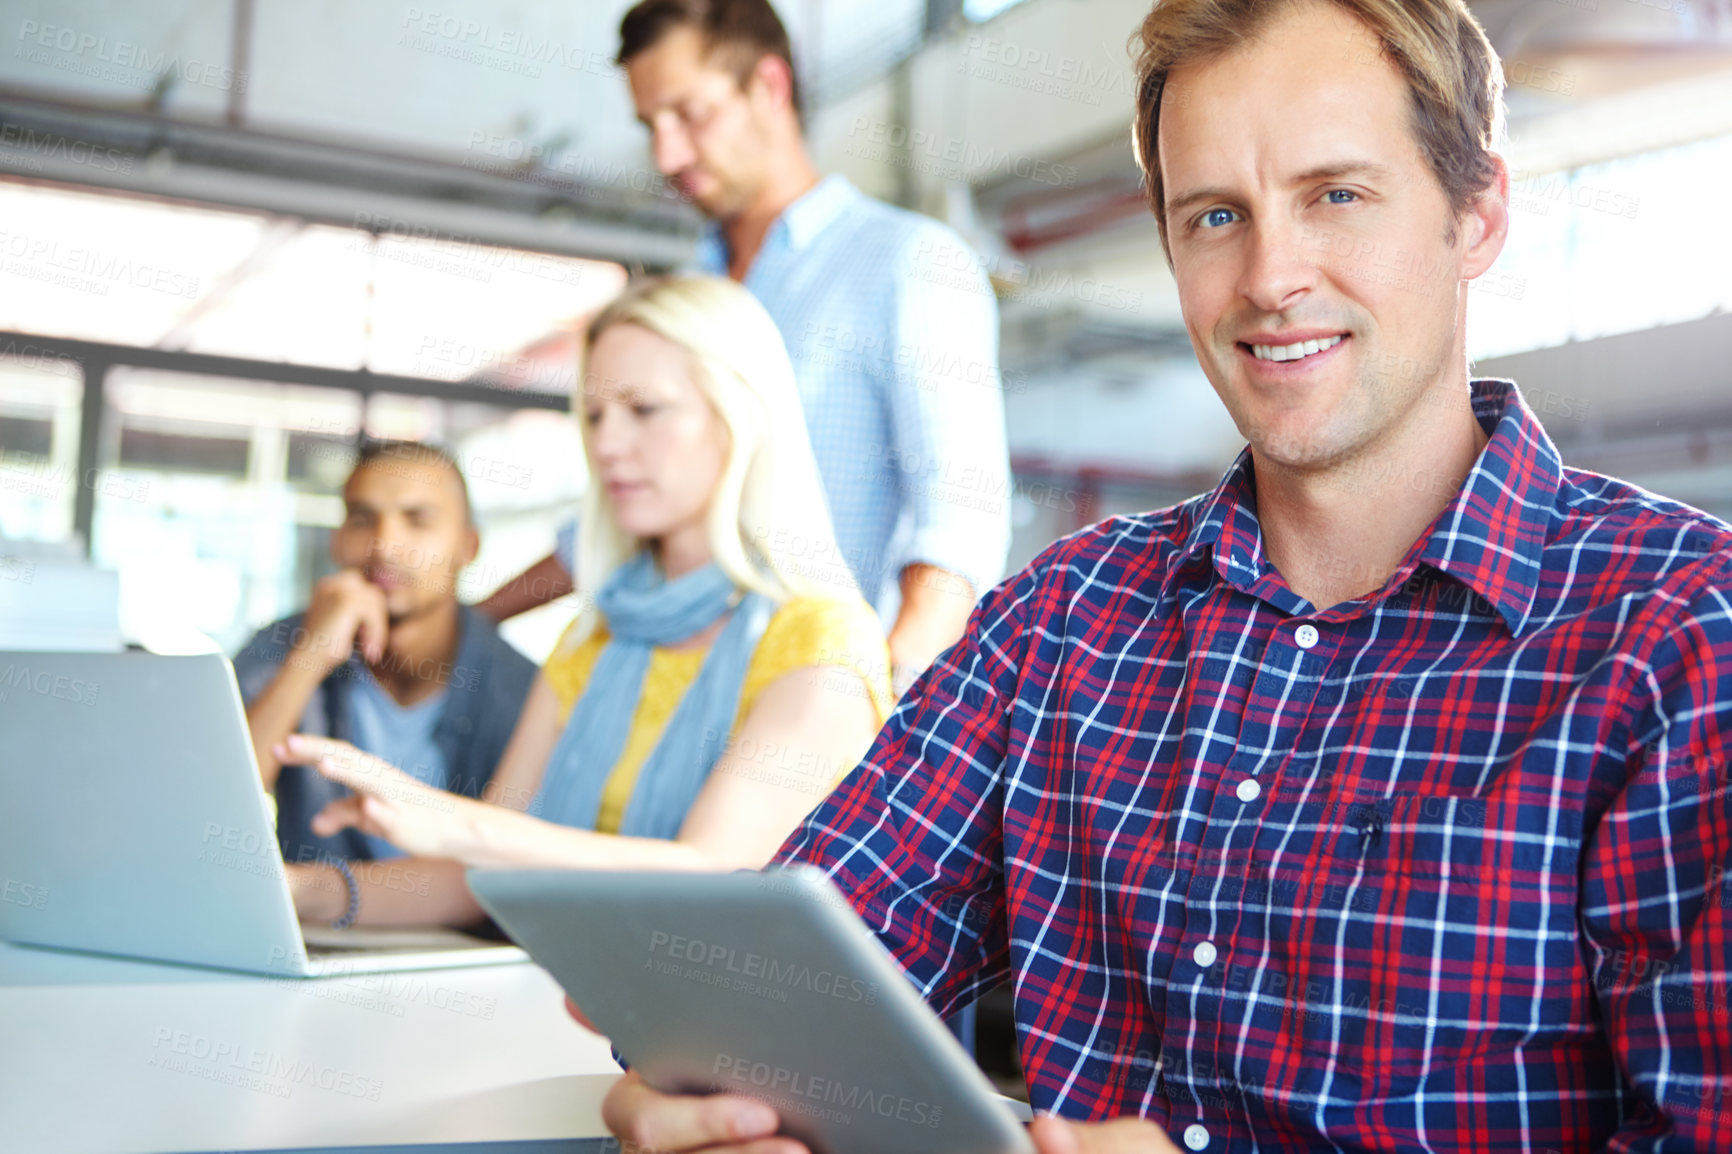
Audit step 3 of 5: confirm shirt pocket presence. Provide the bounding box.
[1292,791,1588,1081]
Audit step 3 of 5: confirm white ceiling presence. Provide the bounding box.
[0,0,927,176]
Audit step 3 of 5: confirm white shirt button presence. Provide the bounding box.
[1192,941,1217,968]
[1184,1123,1211,1150]
[1295,623,1320,649]
[1236,777,1262,803]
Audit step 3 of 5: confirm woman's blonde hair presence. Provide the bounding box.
[560,275,858,653]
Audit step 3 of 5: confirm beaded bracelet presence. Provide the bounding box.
[330,857,361,930]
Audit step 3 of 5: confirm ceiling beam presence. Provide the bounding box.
[0,94,698,269]
[0,329,572,411]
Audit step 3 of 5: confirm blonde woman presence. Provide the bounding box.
[277,276,891,928]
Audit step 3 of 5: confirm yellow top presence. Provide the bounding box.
[542,595,893,835]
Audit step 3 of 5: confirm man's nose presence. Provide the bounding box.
[1236,216,1318,315]
[368,516,406,559]
[650,121,694,177]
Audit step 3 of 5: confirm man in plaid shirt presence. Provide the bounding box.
[593,0,1732,1150]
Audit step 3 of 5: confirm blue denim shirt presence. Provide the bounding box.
[232,604,536,865]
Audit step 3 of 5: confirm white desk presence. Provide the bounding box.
[0,939,623,1153]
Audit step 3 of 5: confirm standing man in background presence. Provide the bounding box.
[479,0,1012,695]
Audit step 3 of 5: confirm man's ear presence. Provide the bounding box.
[1460,153,1510,281]
[746,52,796,118]
[459,525,480,570]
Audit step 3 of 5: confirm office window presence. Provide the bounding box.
[1567,134,1732,342]
[0,176,622,659]
[0,354,83,544]
[0,415,53,458]
[118,427,252,476]
[1470,132,1732,360]
[95,369,365,655]
[285,431,357,490]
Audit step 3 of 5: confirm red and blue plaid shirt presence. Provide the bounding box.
[778,379,1732,1152]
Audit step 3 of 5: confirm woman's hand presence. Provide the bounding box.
[275,733,475,859]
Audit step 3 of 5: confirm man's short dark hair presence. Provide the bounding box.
[352,439,473,527]
[617,0,803,128]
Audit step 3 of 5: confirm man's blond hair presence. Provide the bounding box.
[1131,0,1506,255]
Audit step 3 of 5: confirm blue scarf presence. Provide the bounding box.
[532,553,772,839]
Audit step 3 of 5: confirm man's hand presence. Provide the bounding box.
[298,569,390,674]
[564,995,600,1033]
[602,1070,797,1154]
[276,734,472,859]
[245,570,388,791]
[1028,1114,1181,1153]
[597,1067,1179,1154]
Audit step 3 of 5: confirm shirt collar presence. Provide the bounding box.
[777,173,859,250]
[1165,378,1562,635]
[1178,446,1263,592]
[694,173,860,274]
[1413,377,1561,636]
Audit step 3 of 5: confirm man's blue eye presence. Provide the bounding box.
[1200,208,1237,229]
[1326,189,1358,204]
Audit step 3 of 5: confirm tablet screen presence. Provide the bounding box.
[468,865,1034,1154]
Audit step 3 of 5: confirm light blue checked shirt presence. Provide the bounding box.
[561,175,1011,620]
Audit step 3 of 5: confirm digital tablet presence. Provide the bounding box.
[467,864,1035,1154]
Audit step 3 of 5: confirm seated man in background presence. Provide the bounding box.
[596,0,1732,1151]
[233,441,536,868]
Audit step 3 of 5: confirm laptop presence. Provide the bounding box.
[0,649,525,976]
